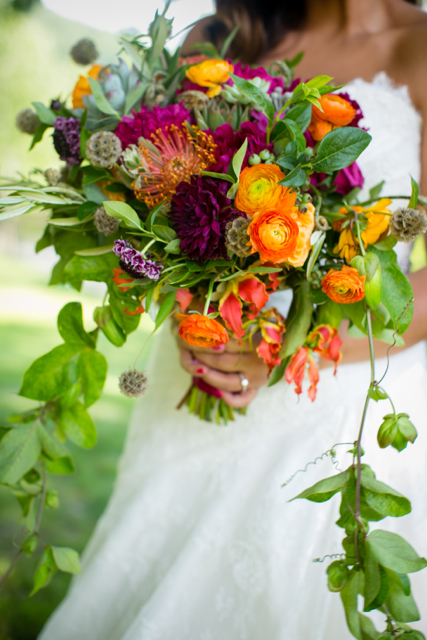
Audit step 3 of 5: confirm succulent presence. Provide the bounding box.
[389,207,427,243]
[94,206,121,235]
[119,369,148,397]
[15,108,40,135]
[194,99,250,132]
[70,38,99,65]
[85,131,122,168]
[225,216,252,257]
[221,77,271,107]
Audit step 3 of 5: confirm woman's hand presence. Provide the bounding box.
[176,333,270,408]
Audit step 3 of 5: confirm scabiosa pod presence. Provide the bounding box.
[389,207,427,243]
[119,369,148,397]
[52,116,82,166]
[113,239,163,281]
[132,123,217,208]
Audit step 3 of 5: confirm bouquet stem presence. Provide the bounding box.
[181,377,246,424]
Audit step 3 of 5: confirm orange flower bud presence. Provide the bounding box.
[72,64,103,109]
[308,94,356,141]
[185,59,233,98]
[175,314,229,348]
[235,164,295,217]
[321,266,365,304]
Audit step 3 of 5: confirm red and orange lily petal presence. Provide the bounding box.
[307,324,343,373]
[113,268,133,292]
[256,309,286,370]
[176,288,193,313]
[219,275,269,338]
[285,346,320,401]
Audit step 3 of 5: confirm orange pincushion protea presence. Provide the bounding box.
[235,164,295,216]
[321,266,365,304]
[72,65,103,109]
[175,314,229,348]
[133,124,217,209]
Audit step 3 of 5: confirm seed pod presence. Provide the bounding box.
[119,369,148,398]
[86,131,122,168]
[327,561,349,592]
[377,414,398,449]
[15,108,40,135]
[392,413,418,452]
[70,38,99,65]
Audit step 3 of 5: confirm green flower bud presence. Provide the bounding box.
[94,306,126,347]
[327,561,349,592]
[22,535,39,557]
[302,193,313,204]
[248,153,261,166]
[305,147,314,159]
[377,414,398,449]
[259,149,271,161]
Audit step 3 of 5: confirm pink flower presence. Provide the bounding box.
[230,62,285,94]
[115,104,191,149]
[209,121,273,174]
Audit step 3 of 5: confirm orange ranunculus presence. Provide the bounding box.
[185,59,233,98]
[248,209,299,264]
[72,64,103,109]
[175,313,229,348]
[333,199,392,263]
[308,94,356,141]
[321,266,365,304]
[286,203,316,267]
[235,164,296,217]
[219,275,269,338]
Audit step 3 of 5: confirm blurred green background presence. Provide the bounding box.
[0,2,154,638]
[0,0,426,638]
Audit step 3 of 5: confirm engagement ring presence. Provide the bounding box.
[238,372,249,392]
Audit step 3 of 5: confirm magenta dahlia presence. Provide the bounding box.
[115,104,191,149]
[230,62,284,94]
[170,176,240,264]
[209,121,273,174]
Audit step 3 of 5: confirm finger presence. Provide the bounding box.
[201,368,244,393]
[194,351,255,373]
[175,333,256,355]
[221,388,258,408]
[178,347,209,377]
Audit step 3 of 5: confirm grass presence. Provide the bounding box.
[0,252,154,640]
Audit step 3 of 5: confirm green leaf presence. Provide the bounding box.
[0,423,41,484]
[51,546,81,574]
[385,569,420,622]
[30,547,57,596]
[29,123,49,150]
[103,200,142,230]
[268,357,288,387]
[369,181,385,200]
[77,201,99,221]
[282,118,306,152]
[314,127,372,173]
[231,138,248,180]
[57,302,96,349]
[359,613,380,640]
[45,456,75,474]
[201,171,235,184]
[373,235,397,251]
[83,182,107,205]
[124,83,147,115]
[20,344,80,401]
[75,245,115,256]
[306,75,334,89]
[408,176,419,210]
[279,282,313,359]
[165,238,181,254]
[58,401,97,449]
[341,570,362,640]
[284,104,312,132]
[364,542,381,609]
[278,166,306,187]
[361,476,411,518]
[63,253,117,284]
[367,530,427,574]
[88,77,120,117]
[145,199,167,231]
[152,224,177,242]
[32,101,56,126]
[364,564,389,612]
[220,23,240,57]
[285,51,304,68]
[48,217,84,228]
[37,423,72,460]
[77,350,107,407]
[290,471,348,503]
[229,73,275,121]
[370,247,414,334]
[155,290,177,330]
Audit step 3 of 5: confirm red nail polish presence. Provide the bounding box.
[217,390,223,398]
[197,368,205,374]
[212,345,224,351]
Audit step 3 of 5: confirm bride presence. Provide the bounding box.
[40,0,427,637]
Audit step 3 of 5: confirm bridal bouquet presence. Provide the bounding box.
[2,4,427,637]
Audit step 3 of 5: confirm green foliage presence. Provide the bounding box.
[313,127,372,172]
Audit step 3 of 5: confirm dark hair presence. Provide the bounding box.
[206,0,421,64]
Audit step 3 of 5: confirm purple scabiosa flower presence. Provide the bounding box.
[209,121,273,174]
[52,117,82,166]
[113,239,163,281]
[170,176,240,264]
[114,104,191,150]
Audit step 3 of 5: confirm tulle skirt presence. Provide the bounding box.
[39,327,427,639]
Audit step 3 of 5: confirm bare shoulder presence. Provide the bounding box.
[180,15,216,56]
[391,9,427,109]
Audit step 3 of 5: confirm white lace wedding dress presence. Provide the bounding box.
[40,74,427,639]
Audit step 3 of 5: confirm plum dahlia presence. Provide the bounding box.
[170,176,240,264]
